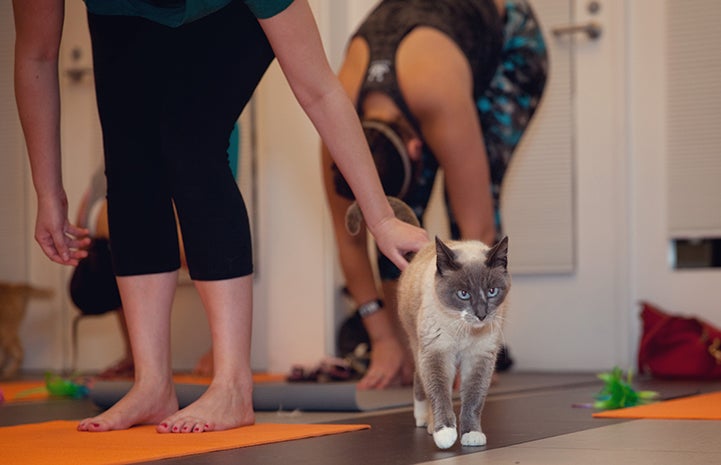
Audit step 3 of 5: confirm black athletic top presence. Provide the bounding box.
[353,0,504,131]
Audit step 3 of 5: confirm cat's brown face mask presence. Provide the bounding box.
[332,119,418,201]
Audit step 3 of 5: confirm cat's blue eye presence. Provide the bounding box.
[456,290,471,300]
[487,288,499,298]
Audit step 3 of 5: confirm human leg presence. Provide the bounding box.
[77,271,179,431]
[157,275,254,432]
[80,11,182,431]
[447,0,548,242]
[82,0,272,431]
[153,1,272,432]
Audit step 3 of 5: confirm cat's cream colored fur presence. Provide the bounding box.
[0,283,53,379]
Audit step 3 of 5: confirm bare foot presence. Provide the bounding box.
[77,380,178,432]
[156,379,254,433]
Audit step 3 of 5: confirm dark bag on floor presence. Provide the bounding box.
[638,301,721,379]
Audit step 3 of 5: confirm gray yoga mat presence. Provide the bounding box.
[89,380,413,412]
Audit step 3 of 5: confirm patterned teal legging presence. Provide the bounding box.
[379,0,548,280]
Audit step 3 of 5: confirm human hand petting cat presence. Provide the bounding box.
[35,193,90,266]
[367,217,428,271]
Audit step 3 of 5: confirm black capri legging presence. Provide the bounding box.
[87,1,274,280]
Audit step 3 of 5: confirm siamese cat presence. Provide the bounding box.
[346,197,510,449]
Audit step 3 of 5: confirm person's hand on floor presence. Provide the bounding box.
[357,335,413,390]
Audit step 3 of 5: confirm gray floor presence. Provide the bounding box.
[3,371,721,464]
[420,420,721,465]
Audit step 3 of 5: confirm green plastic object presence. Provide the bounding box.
[45,372,89,399]
[594,366,658,410]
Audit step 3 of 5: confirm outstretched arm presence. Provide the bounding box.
[399,28,496,244]
[258,0,428,270]
[13,0,89,264]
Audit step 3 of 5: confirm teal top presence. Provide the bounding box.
[84,0,294,27]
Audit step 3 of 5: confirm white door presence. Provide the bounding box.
[504,0,632,371]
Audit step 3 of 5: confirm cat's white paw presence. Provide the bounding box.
[433,426,457,449]
[461,431,487,447]
[413,398,428,427]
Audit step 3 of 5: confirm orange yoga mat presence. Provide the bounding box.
[593,391,721,420]
[1,420,369,465]
[172,372,286,385]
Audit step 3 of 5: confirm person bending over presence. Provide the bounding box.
[322,0,548,389]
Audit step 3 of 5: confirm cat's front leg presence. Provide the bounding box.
[420,353,457,449]
[458,354,496,447]
[412,371,429,427]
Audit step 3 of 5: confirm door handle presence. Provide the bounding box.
[551,21,602,40]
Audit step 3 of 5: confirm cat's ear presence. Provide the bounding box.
[435,236,460,275]
[485,236,509,270]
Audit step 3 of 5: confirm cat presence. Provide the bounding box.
[398,235,510,449]
[345,197,511,449]
[0,282,53,379]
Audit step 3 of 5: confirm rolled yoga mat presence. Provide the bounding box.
[89,380,413,412]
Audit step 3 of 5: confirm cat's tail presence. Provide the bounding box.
[345,196,421,236]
